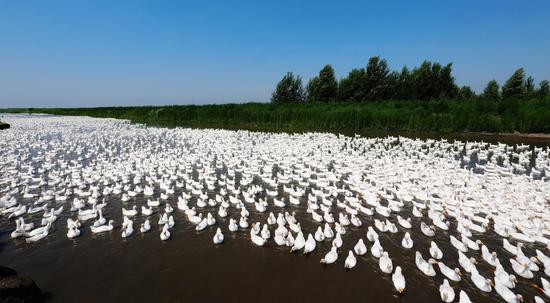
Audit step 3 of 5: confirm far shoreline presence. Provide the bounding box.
[2,111,550,146]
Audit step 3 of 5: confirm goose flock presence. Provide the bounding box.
[1,114,550,302]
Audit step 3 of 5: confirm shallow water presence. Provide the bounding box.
[1,114,549,303]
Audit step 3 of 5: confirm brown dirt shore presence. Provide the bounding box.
[472,131,550,140]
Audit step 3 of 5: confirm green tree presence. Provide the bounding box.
[363,56,390,100]
[457,86,476,100]
[525,76,535,98]
[482,80,500,100]
[437,63,457,99]
[395,66,412,99]
[408,60,457,100]
[306,65,338,102]
[537,80,550,98]
[271,72,306,103]
[502,68,526,99]
[338,68,365,101]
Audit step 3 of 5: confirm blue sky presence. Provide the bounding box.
[1,0,549,107]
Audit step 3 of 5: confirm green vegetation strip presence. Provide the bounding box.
[2,98,550,134]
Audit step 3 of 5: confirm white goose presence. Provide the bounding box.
[67,226,81,238]
[392,266,405,293]
[420,222,435,237]
[470,267,493,292]
[250,230,267,246]
[401,232,413,249]
[344,250,356,269]
[379,251,393,274]
[439,279,455,303]
[303,234,316,254]
[353,239,367,255]
[320,245,338,264]
[90,220,114,233]
[415,251,436,277]
[228,218,238,232]
[510,258,533,279]
[458,251,477,273]
[436,261,461,282]
[291,232,305,252]
[494,280,523,303]
[160,223,170,240]
[459,290,472,303]
[429,241,443,259]
[371,239,383,258]
[121,219,134,238]
[122,205,138,217]
[314,226,325,242]
[213,227,224,244]
[481,245,500,267]
[25,230,48,243]
[366,226,379,242]
[450,235,468,253]
[140,219,151,233]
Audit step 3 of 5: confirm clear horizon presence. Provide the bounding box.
[1,0,549,107]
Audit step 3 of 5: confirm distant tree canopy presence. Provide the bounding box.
[457,86,475,100]
[502,68,526,99]
[482,80,500,100]
[306,65,338,102]
[272,57,549,104]
[271,72,306,103]
[538,80,550,98]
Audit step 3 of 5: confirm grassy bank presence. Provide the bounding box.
[2,98,550,134]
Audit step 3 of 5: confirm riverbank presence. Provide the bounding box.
[1,98,549,136]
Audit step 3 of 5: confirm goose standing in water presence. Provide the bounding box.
[290,232,305,252]
[121,217,134,238]
[429,241,443,259]
[213,227,224,244]
[332,232,343,248]
[353,239,367,255]
[510,258,533,279]
[250,229,266,246]
[458,251,477,273]
[320,245,338,264]
[435,261,461,282]
[140,219,151,233]
[344,250,356,269]
[420,222,435,237]
[303,234,316,254]
[91,220,114,233]
[67,225,81,239]
[160,223,170,241]
[415,251,436,277]
[494,280,523,303]
[539,277,550,297]
[228,218,238,232]
[450,235,468,253]
[371,239,383,258]
[459,290,472,303]
[379,251,393,274]
[401,232,413,249]
[470,267,493,292]
[439,279,455,303]
[122,205,138,217]
[25,230,49,243]
[392,266,405,293]
[495,264,517,289]
[481,245,500,267]
[366,226,379,242]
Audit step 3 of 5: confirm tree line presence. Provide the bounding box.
[271,56,550,103]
